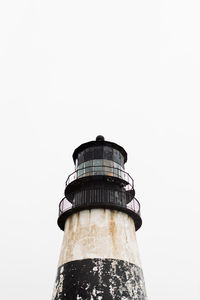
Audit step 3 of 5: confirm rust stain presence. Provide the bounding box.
[58,209,141,268]
[109,211,117,257]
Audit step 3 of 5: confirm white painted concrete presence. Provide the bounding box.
[58,209,142,268]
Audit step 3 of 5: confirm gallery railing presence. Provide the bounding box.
[66,165,134,192]
[58,197,141,217]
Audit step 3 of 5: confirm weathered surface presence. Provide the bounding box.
[58,209,141,268]
[53,208,147,299]
[52,258,147,300]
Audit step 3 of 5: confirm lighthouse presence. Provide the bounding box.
[52,136,147,300]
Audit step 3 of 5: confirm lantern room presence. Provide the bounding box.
[72,135,127,180]
[57,136,142,231]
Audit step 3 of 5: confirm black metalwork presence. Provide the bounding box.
[73,140,127,165]
[66,165,134,194]
[58,196,142,231]
[57,136,142,231]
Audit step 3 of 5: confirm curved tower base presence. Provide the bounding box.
[53,258,146,300]
[52,209,147,300]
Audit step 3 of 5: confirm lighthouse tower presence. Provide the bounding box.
[52,136,147,300]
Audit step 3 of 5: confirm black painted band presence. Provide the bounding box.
[52,258,147,300]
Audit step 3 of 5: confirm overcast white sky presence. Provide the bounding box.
[0,1,200,299]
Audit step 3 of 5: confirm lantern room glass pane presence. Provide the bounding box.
[118,151,124,166]
[78,151,84,164]
[85,160,92,167]
[84,148,93,161]
[75,159,78,168]
[102,159,113,176]
[113,149,120,164]
[77,163,84,177]
[93,146,103,159]
[93,159,103,175]
[85,160,93,176]
[103,146,113,160]
[113,162,119,177]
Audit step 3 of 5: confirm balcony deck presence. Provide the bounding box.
[57,197,142,231]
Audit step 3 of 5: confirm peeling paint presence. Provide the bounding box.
[52,258,147,300]
[54,208,147,299]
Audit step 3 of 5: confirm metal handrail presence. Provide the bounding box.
[58,197,140,216]
[66,165,134,189]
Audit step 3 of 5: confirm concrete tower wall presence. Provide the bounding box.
[52,209,147,300]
